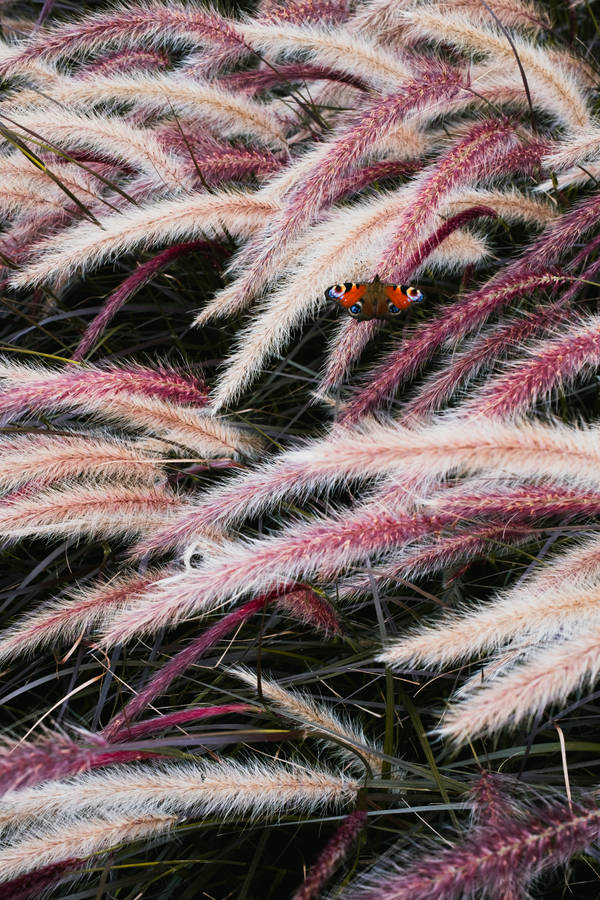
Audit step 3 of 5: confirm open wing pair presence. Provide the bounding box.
[325,274,423,321]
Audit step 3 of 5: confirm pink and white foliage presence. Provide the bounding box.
[0,570,159,664]
[4,2,248,67]
[465,314,600,418]
[0,432,167,490]
[100,497,433,645]
[2,0,600,894]
[0,482,181,545]
[343,795,600,899]
[0,358,260,457]
[0,758,360,832]
[400,302,571,420]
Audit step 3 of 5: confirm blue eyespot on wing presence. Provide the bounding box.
[406,285,423,303]
[325,283,346,300]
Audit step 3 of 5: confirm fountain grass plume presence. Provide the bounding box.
[2,0,600,895]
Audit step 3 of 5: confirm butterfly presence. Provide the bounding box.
[324,274,423,321]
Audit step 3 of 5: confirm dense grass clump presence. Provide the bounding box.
[2,0,600,897]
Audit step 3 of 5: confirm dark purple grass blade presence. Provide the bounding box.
[111,703,256,741]
[221,62,368,94]
[34,0,56,30]
[102,593,271,740]
[73,241,214,360]
[395,204,498,280]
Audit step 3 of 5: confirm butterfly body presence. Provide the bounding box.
[324,275,423,320]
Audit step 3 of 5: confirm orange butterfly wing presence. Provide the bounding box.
[336,283,367,309]
[384,284,412,310]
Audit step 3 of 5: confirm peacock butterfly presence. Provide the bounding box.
[324,274,423,321]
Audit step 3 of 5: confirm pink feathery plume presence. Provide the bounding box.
[341,270,569,424]
[521,189,600,272]
[0,731,159,795]
[470,770,519,827]
[432,481,600,524]
[394,205,498,278]
[73,241,216,360]
[0,570,157,663]
[340,478,596,597]
[466,313,600,419]
[492,138,551,177]
[189,0,352,79]
[101,502,434,646]
[401,302,571,421]
[218,62,468,316]
[80,48,170,76]
[187,145,282,185]
[221,62,367,95]
[7,3,247,67]
[156,124,283,183]
[0,211,98,286]
[564,247,600,304]
[102,592,271,739]
[379,119,519,281]
[132,427,435,557]
[467,769,530,898]
[567,230,600,273]
[345,798,600,900]
[0,483,181,546]
[293,809,367,900]
[0,359,208,424]
[320,145,547,397]
[316,199,476,398]
[0,432,167,491]
[0,859,80,900]
[340,513,540,598]
[334,159,421,202]
[275,585,341,635]
[111,416,600,558]
[319,319,381,395]
[110,704,256,742]
[0,174,134,272]
[285,61,466,232]
[0,371,260,456]
[259,0,350,25]
[131,453,413,557]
